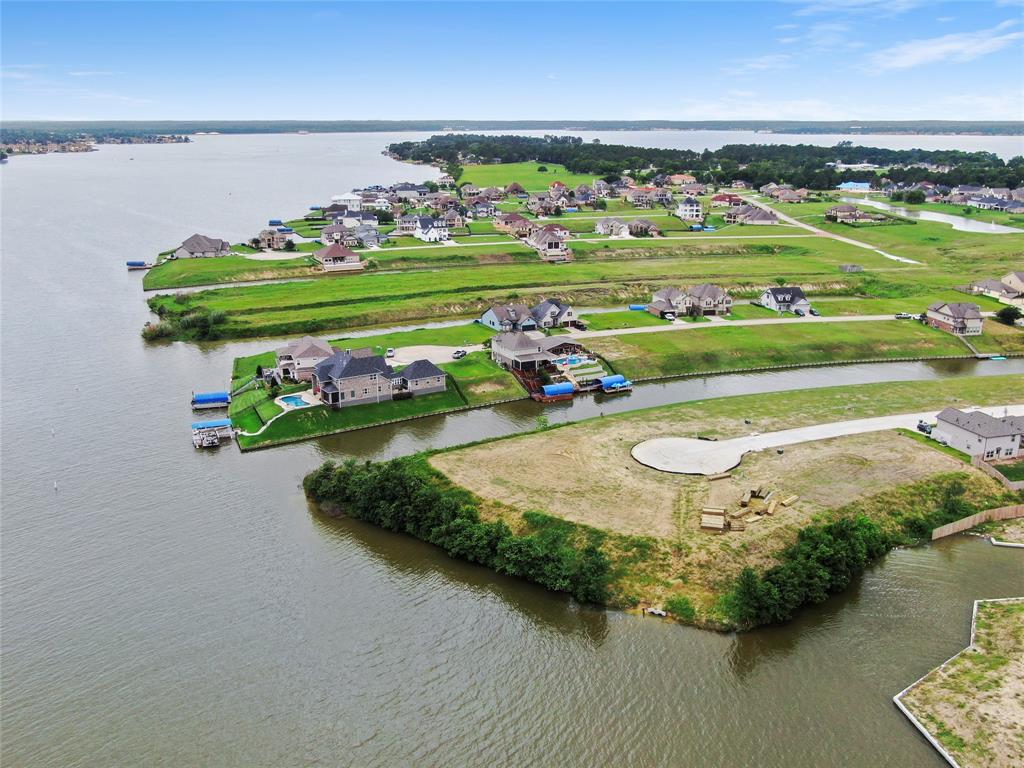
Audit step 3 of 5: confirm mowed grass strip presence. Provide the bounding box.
[144,254,318,289]
[586,320,968,379]
[237,387,467,449]
[440,351,525,406]
[580,310,670,331]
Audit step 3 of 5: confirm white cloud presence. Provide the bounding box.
[723,54,793,75]
[936,16,954,22]
[1,64,43,80]
[777,36,800,44]
[774,23,799,30]
[791,0,924,16]
[67,70,119,77]
[805,22,851,48]
[865,20,1024,72]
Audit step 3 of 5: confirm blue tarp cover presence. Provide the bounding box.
[191,418,233,430]
[192,391,230,404]
[126,260,146,266]
[628,304,647,311]
[542,382,575,396]
[599,374,626,387]
[268,219,283,225]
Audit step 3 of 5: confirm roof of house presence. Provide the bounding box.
[321,223,349,235]
[679,197,700,206]
[314,350,393,381]
[497,213,529,224]
[764,286,807,303]
[399,359,445,380]
[180,233,229,253]
[486,304,535,324]
[742,208,779,222]
[936,408,1024,438]
[830,204,858,213]
[653,287,685,303]
[314,243,360,263]
[493,331,545,354]
[928,301,982,319]
[415,216,442,229]
[276,335,334,360]
[689,283,728,301]
[531,298,571,322]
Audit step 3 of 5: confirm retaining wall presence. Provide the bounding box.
[931,504,1024,540]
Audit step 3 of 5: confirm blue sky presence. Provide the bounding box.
[2,1,1023,121]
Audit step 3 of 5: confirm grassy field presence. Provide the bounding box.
[586,320,968,379]
[579,310,669,330]
[994,460,1024,482]
[149,239,903,339]
[900,598,1024,768]
[440,351,525,406]
[429,375,1024,618]
[970,320,1024,355]
[231,350,276,390]
[144,254,319,289]
[330,322,493,352]
[459,162,597,191]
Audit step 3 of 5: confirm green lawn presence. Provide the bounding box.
[330,323,494,353]
[231,350,276,390]
[725,303,783,320]
[894,428,972,464]
[586,320,968,379]
[143,254,318,289]
[237,387,467,450]
[459,162,597,191]
[440,351,525,406]
[969,320,1024,355]
[994,460,1024,481]
[579,310,669,331]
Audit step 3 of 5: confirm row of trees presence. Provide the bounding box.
[304,457,610,603]
[387,134,1024,190]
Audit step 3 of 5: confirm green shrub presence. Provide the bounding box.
[304,457,610,603]
[664,594,695,622]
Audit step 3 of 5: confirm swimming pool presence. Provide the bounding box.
[280,395,309,407]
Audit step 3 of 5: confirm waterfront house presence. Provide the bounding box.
[925,301,983,336]
[392,182,430,201]
[595,217,629,236]
[331,192,363,212]
[413,216,450,243]
[313,243,365,272]
[275,336,335,382]
[490,331,585,371]
[256,228,290,250]
[333,210,379,229]
[933,408,1024,460]
[479,304,538,332]
[174,233,231,259]
[675,197,703,221]
[826,204,859,222]
[395,359,447,396]
[530,298,578,329]
[759,286,812,315]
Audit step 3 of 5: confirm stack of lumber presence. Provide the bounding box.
[781,494,799,507]
[700,509,727,532]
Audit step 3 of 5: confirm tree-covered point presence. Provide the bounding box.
[387,134,1024,189]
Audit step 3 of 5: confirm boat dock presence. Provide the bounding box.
[192,418,234,448]
[191,390,231,410]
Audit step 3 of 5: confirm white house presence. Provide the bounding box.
[675,197,703,221]
[479,304,538,332]
[530,299,577,329]
[933,408,1024,460]
[759,286,812,315]
[331,192,363,212]
[413,216,450,243]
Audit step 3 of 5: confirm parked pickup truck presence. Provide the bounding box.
[916,420,933,435]
[895,312,914,319]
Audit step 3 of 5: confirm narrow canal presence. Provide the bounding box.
[3,135,1021,767]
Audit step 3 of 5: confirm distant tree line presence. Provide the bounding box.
[387,134,1024,189]
[304,457,611,604]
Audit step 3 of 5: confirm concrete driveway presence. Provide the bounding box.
[390,344,484,365]
[631,405,1024,475]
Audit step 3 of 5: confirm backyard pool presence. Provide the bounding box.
[280,395,310,408]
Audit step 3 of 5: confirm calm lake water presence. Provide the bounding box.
[847,196,1023,234]
[3,134,1023,767]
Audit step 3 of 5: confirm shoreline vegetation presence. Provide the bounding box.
[303,375,1024,630]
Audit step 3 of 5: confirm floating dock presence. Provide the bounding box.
[126,261,154,270]
[599,374,633,394]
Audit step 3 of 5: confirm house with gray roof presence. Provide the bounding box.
[174,233,231,259]
[412,216,450,243]
[313,243,364,272]
[311,350,446,408]
[648,284,732,317]
[275,336,335,382]
[926,301,983,336]
[490,332,585,371]
[530,299,578,329]
[759,286,811,315]
[480,304,538,332]
[933,408,1024,460]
